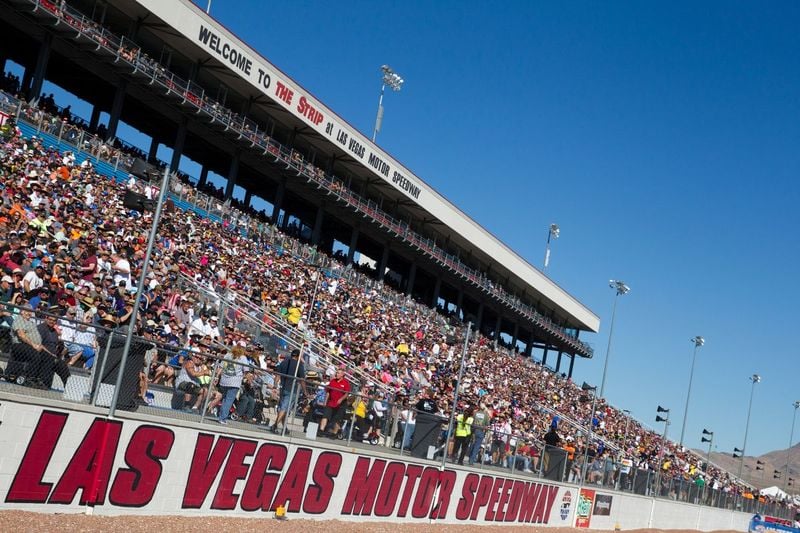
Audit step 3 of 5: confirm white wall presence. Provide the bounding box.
[0,397,752,529]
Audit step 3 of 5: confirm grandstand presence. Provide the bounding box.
[0,0,796,522]
[0,0,596,374]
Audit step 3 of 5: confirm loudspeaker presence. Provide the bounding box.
[91,333,146,411]
[123,190,155,212]
[633,469,650,495]
[129,158,149,179]
[542,446,567,481]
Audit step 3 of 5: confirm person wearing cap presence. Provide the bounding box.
[174,351,210,412]
[9,305,51,387]
[22,264,45,298]
[269,348,307,434]
[301,371,325,431]
[28,287,50,310]
[37,310,71,388]
[0,275,14,327]
[207,315,221,340]
[468,403,491,466]
[188,313,211,338]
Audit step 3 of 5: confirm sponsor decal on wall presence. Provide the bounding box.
[559,490,572,521]
[575,488,595,528]
[593,494,613,516]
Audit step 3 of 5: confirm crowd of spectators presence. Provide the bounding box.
[11,0,594,357]
[0,106,794,516]
[3,17,799,507]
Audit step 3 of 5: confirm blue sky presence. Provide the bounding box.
[197,0,799,459]
[16,1,799,459]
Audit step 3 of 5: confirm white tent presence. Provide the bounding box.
[760,485,788,498]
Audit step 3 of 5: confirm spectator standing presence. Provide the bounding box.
[452,405,474,465]
[269,348,306,434]
[319,367,350,437]
[469,403,490,465]
[217,346,248,425]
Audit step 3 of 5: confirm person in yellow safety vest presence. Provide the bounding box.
[452,405,474,465]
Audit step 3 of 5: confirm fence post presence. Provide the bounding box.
[91,330,116,407]
[109,168,170,418]
[199,357,221,423]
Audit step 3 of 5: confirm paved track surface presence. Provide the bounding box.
[0,511,742,533]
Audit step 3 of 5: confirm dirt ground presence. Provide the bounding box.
[0,511,743,533]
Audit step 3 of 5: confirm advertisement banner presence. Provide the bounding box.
[593,493,613,516]
[0,401,573,525]
[575,488,595,528]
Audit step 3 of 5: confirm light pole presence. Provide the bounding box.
[543,223,559,269]
[784,401,800,492]
[599,280,630,398]
[738,374,761,479]
[108,168,171,418]
[443,322,472,469]
[579,382,598,483]
[372,65,403,142]
[571,382,597,525]
[701,429,714,471]
[622,409,632,449]
[679,336,705,447]
[654,406,670,497]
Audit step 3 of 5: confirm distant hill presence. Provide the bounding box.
[696,442,800,491]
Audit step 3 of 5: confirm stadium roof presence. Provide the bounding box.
[109,0,599,334]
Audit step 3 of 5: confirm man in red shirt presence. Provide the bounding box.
[320,368,351,437]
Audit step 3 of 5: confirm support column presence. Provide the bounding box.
[0,57,7,75]
[346,228,359,264]
[30,33,52,99]
[567,354,576,379]
[405,263,417,296]
[377,246,389,281]
[475,302,484,331]
[89,105,102,132]
[271,178,285,225]
[555,351,564,373]
[524,337,533,357]
[493,315,502,341]
[106,80,127,139]
[542,347,549,367]
[20,68,33,98]
[197,166,209,188]
[224,150,240,200]
[169,118,187,172]
[311,205,324,245]
[431,277,442,308]
[147,137,159,163]
[455,290,464,320]
[243,189,252,208]
[511,322,519,350]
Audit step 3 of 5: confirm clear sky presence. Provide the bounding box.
[21,0,798,459]
[194,0,799,459]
